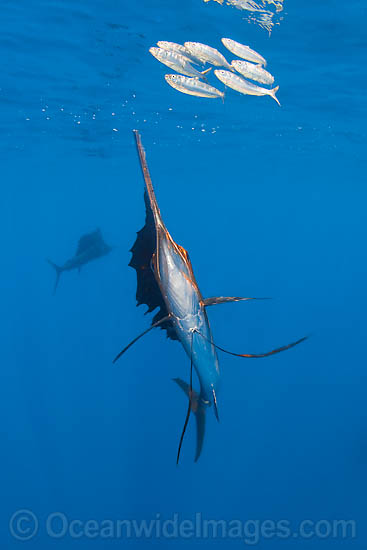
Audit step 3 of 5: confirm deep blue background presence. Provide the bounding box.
[1,0,366,547]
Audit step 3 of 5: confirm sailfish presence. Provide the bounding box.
[47,229,112,294]
[114,130,307,463]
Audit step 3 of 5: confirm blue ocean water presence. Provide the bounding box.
[1,0,367,548]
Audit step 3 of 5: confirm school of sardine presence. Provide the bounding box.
[149,37,280,105]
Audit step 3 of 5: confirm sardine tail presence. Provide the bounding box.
[271,85,281,106]
[46,259,62,295]
[200,67,212,83]
[201,67,212,76]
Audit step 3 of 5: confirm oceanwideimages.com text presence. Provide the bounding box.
[9,510,357,545]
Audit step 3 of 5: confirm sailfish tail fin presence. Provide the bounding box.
[47,259,62,295]
[173,378,206,462]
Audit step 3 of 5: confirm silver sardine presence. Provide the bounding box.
[184,41,233,71]
[156,41,202,64]
[221,38,267,66]
[214,69,280,105]
[149,47,210,78]
[231,59,274,85]
[165,74,224,99]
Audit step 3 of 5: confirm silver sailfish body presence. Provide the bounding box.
[136,131,220,409]
[155,226,220,406]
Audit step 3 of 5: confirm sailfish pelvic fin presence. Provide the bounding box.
[173,378,206,462]
[176,331,195,465]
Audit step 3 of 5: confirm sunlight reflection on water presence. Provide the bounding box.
[203,0,284,34]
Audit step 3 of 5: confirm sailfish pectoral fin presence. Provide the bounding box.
[113,315,171,363]
[197,330,308,358]
[202,296,271,307]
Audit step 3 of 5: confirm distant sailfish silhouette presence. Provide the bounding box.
[47,229,112,294]
[114,130,307,463]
